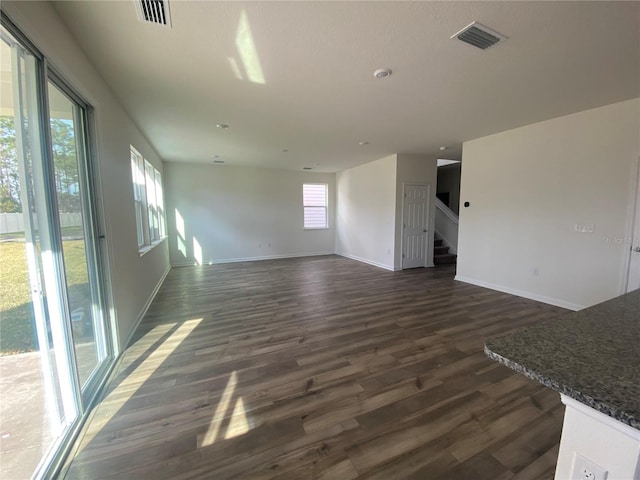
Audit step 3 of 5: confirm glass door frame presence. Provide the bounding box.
[1,12,115,480]
[45,68,114,403]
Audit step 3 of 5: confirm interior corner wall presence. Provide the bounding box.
[3,2,171,351]
[164,163,335,265]
[457,98,640,310]
[336,155,397,270]
[395,154,439,270]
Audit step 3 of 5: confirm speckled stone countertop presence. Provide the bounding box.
[485,289,640,429]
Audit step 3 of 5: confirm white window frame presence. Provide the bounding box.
[130,146,166,253]
[303,183,329,230]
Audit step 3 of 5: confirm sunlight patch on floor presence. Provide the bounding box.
[198,371,237,447]
[224,397,250,439]
[78,318,202,448]
[198,371,255,447]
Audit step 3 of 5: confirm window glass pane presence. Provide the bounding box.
[134,201,144,246]
[304,206,327,228]
[144,160,158,242]
[303,184,327,206]
[154,168,165,238]
[48,81,104,387]
[130,150,145,246]
[303,184,328,228]
[1,27,67,480]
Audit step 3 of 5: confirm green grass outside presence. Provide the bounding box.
[0,239,89,354]
[0,225,84,242]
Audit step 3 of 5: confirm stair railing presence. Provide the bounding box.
[434,197,459,254]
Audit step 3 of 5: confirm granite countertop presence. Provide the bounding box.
[485,289,640,429]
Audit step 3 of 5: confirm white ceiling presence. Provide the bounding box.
[52,1,639,173]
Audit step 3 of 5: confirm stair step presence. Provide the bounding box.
[434,253,457,266]
[434,245,449,255]
[434,239,443,247]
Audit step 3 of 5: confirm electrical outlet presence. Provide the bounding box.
[575,223,595,233]
[571,453,608,480]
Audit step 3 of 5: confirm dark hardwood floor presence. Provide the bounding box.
[62,255,567,479]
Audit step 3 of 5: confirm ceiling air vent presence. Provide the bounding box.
[451,22,506,50]
[135,0,172,27]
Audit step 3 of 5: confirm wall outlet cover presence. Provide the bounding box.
[574,224,595,233]
[571,453,608,480]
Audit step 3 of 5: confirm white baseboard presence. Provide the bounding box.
[172,251,335,268]
[336,252,396,271]
[122,264,171,349]
[434,228,457,255]
[454,275,583,311]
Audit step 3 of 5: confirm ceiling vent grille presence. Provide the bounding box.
[135,0,172,27]
[451,22,506,50]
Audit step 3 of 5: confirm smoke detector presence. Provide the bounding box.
[451,22,507,50]
[373,68,392,79]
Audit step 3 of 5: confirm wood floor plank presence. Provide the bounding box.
[62,256,565,479]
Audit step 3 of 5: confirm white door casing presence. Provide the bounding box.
[402,184,430,269]
[627,157,640,292]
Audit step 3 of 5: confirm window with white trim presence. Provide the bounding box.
[130,146,166,252]
[131,148,146,247]
[303,183,328,229]
[155,168,166,239]
[144,160,159,242]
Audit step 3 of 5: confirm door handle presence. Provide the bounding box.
[634,246,640,253]
[423,229,427,233]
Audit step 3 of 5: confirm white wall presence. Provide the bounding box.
[3,2,171,350]
[336,155,397,270]
[164,163,335,265]
[395,154,438,269]
[457,98,640,309]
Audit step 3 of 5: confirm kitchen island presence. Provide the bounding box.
[485,290,640,479]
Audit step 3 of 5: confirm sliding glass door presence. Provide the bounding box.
[0,26,68,480]
[0,21,112,480]
[47,80,109,390]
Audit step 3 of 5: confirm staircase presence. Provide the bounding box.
[434,236,457,266]
[433,198,458,266]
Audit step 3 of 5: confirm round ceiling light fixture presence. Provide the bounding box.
[439,146,448,151]
[359,141,370,146]
[373,68,392,79]
[216,123,229,129]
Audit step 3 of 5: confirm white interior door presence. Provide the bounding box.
[627,158,640,292]
[402,184,430,269]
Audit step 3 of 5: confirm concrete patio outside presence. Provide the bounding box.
[0,351,53,480]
